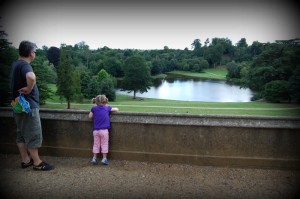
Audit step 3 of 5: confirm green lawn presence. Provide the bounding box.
[167,68,227,80]
[42,92,300,117]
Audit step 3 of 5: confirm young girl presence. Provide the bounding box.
[89,95,119,165]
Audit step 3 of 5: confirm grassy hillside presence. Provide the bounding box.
[167,68,227,80]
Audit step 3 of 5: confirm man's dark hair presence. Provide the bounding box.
[19,41,37,57]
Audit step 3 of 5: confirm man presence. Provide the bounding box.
[10,41,54,171]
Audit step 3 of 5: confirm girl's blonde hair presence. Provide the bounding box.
[92,95,108,105]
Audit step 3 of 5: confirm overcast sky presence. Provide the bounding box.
[1,0,299,50]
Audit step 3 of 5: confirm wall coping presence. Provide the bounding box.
[1,107,299,129]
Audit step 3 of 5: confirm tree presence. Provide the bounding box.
[248,66,276,91]
[73,70,84,102]
[236,38,248,48]
[89,59,103,75]
[151,60,163,75]
[234,46,251,62]
[97,69,116,101]
[204,38,210,46]
[234,37,251,62]
[80,71,91,98]
[288,67,300,102]
[75,41,91,68]
[100,77,116,101]
[87,76,99,99]
[186,58,208,72]
[207,44,223,67]
[239,62,250,86]
[0,31,18,106]
[264,80,289,102]
[213,38,234,53]
[31,54,56,104]
[248,43,298,90]
[47,46,60,70]
[122,56,152,99]
[226,61,241,79]
[56,45,80,109]
[103,57,123,77]
[249,41,263,57]
[0,30,12,50]
[124,49,133,57]
[191,39,202,57]
[97,69,111,83]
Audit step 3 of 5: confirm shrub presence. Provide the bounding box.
[263,80,289,102]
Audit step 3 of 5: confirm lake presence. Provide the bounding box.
[116,76,254,102]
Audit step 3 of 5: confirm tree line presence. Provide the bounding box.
[1,30,299,107]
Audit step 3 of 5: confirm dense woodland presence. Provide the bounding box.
[1,30,300,107]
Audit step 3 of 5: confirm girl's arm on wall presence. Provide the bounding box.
[88,112,93,119]
[111,107,119,112]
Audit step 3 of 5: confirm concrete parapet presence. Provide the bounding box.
[1,107,299,169]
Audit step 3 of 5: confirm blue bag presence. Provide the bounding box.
[11,93,31,113]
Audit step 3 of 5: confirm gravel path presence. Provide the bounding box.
[0,154,299,199]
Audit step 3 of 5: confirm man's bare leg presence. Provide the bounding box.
[17,143,31,163]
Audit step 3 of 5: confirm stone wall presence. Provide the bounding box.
[1,107,299,169]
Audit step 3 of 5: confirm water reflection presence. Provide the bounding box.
[117,76,254,102]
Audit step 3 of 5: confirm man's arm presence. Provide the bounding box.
[19,72,36,94]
